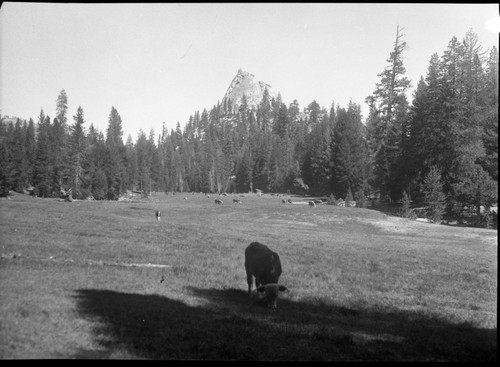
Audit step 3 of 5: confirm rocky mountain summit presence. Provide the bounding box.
[222,69,278,113]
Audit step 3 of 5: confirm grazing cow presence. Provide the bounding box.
[233,198,242,204]
[155,210,161,221]
[308,201,316,207]
[282,199,287,204]
[245,242,287,308]
[214,198,223,204]
[287,199,292,203]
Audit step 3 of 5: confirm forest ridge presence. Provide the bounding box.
[0,29,497,227]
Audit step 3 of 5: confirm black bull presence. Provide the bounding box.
[244,241,282,295]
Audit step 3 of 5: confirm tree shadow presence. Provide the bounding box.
[129,206,152,211]
[73,288,496,361]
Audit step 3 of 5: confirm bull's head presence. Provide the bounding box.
[257,283,289,309]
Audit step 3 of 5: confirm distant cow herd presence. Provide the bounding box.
[158,192,330,207]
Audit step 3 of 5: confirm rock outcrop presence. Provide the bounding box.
[222,69,277,113]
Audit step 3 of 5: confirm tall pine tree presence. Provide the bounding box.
[105,106,125,199]
[331,102,369,199]
[69,106,87,197]
[33,112,52,197]
[366,25,411,202]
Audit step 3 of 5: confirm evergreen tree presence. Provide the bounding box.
[400,190,412,217]
[421,166,447,224]
[199,109,209,141]
[0,119,11,196]
[404,30,497,220]
[148,129,160,192]
[271,93,283,126]
[25,118,37,187]
[105,106,125,199]
[345,187,354,204]
[355,188,367,208]
[331,102,368,199]
[306,115,332,195]
[479,46,498,181]
[124,134,138,191]
[157,123,169,191]
[452,164,497,226]
[268,136,284,192]
[1,122,15,193]
[437,32,492,211]
[53,90,71,190]
[136,130,150,192]
[404,54,448,203]
[69,106,87,197]
[92,168,108,200]
[9,119,28,192]
[33,112,52,197]
[235,144,253,193]
[174,122,187,192]
[134,128,160,193]
[273,103,289,139]
[328,102,336,130]
[288,99,300,123]
[300,100,329,194]
[306,100,321,128]
[402,77,429,203]
[257,87,272,131]
[366,25,411,201]
[196,135,212,193]
[86,124,108,199]
[56,89,69,132]
[162,132,175,192]
[50,117,68,192]
[106,106,124,146]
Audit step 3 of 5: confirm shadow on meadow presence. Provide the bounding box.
[73,288,496,361]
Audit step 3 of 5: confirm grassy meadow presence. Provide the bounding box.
[0,191,497,360]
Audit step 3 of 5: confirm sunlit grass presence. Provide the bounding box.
[0,192,497,360]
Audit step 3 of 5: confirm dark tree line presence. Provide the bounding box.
[0,29,497,226]
[365,28,497,223]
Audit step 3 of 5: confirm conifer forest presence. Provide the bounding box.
[1,29,497,227]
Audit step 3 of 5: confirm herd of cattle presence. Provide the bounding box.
[212,195,325,207]
[211,194,322,207]
[163,191,329,207]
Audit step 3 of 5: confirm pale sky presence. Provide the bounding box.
[1,3,499,140]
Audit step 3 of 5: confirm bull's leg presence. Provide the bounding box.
[246,272,253,296]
